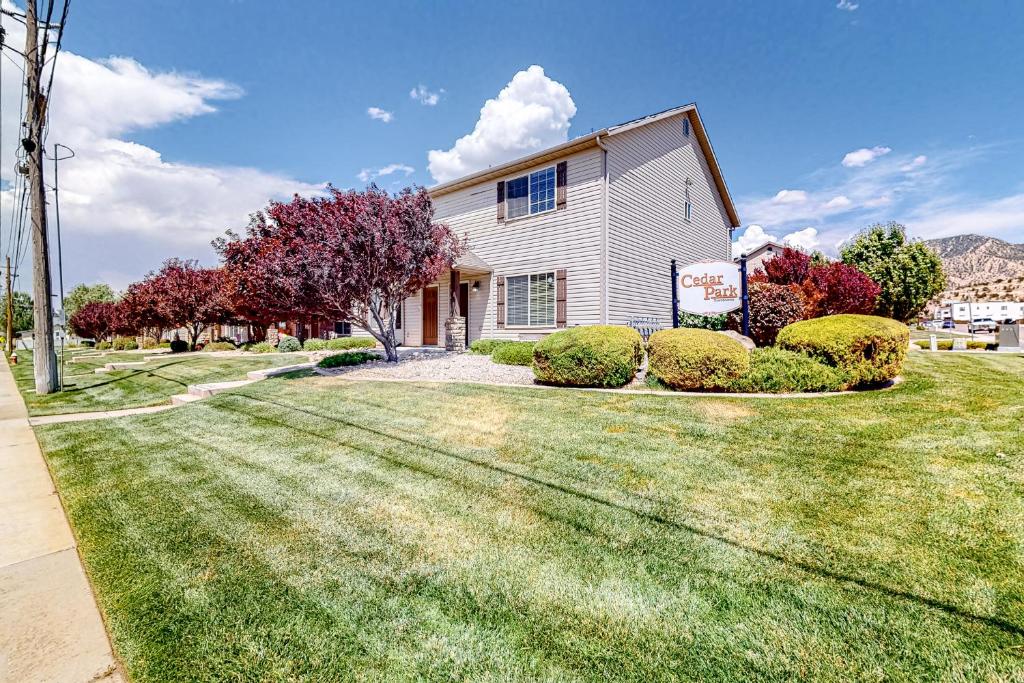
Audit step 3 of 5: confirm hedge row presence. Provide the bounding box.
[533,325,644,387]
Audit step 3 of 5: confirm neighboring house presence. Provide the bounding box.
[387,103,740,347]
[735,240,786,274]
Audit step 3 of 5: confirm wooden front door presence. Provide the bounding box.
[422,287,438,345]
[459,282,470,345]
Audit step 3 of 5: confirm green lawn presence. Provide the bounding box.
[13,349,304,415]
[34,353,1024,681]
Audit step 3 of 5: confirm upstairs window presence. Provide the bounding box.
[506,166,556,219]
[682,118,690,137]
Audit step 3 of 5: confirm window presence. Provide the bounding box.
[506,167,556,219]
[682,118,690,137]
[334,321,351,336]
[506,272,555,326]
[684,182,693,222]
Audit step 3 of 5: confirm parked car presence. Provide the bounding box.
[968,318,997,333]
[941,319,956,329]
[922,320,943,330]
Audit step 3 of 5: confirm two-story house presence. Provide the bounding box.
[388,103,740,348]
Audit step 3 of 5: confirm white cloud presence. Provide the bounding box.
[836,0,859,10]
[863,194,893,207]
[409,85,443,106]
[842,146,891,167]
[824,195,852,209]
[904,194,1024,242]
[782,227,819,251]
[732,224,778,256]
[900,155,927,172]
[772,189,808,204]
[428,65,576,184]
[367,107,394,123]
[0,8,323,262]
[357,163,414,183]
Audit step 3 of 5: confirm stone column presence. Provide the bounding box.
[445,316,466,352]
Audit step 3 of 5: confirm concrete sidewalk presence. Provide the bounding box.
[0,360,124,682]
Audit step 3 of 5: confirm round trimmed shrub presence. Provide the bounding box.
[469,339,510,355]
[303,338,327,351]
[318,350,380,368]
[647,328,750,390]
[246,341,274,354]
[96,340,112,350]
[725,348,847,393]
[532,325,643,387]
[277,335,302,352]
[169,339,188,354]
[776,314,908,387]
[491,341,535,366]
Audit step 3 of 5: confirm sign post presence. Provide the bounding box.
[670,259,679,328]
[739,254,750,337]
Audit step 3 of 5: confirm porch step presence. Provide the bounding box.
[171,393,203,406]
[186,379,256,398]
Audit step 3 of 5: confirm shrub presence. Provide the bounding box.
[246,341,275,354]
[727,281,805,346]
[111,336,138,351]
[762,247,812,285]
[725,348,847,393]
[913,340,996,351]
[140,337,159,350]
[277,335,302,352]
[491,341,535,366]
[776,314,908,387]
[647,328,750,391]
[202,341,236,352]
[318,350,380,368]
[533,325,643,387]
[303,338,328,351]
[169,339,189,354]
[802,262,880,317]
[96,340,112,350]
[325,337,376,350]
[469,339,511,355]
[157,341,171,349]
[677,312,727,330]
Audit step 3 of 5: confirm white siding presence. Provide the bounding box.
[605,113,733,326]
[427,147,605,343]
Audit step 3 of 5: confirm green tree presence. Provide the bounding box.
[840,222,945,322]
[64,283,116,334]
[11,291,33,332]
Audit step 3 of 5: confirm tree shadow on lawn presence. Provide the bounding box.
[55,360,191,394]
[217,389,1024,640]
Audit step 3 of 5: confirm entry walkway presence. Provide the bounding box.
[0,360,124,682]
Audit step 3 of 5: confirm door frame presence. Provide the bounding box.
[459,282,470,346]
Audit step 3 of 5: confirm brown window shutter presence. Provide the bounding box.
[555,269,567,327]
[496,275,506,328]
[496,181,506,222]
[556,161,567,210]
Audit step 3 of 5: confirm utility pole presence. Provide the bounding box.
[24,2,58,393]
[5,256,12,357]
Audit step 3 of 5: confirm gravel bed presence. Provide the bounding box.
[319,352,536,385]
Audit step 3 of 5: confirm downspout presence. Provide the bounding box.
[595,134,610,324]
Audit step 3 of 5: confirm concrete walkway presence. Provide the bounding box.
[0,360,125,682]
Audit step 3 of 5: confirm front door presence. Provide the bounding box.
[422,287,438,345]
[459,282,470,345]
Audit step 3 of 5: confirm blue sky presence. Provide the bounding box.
[1,0,1023,290]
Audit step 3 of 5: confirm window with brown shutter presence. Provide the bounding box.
[496,275,505,328]
[555,269,567,327]
[496,181,505,223]
[556,161,567,210]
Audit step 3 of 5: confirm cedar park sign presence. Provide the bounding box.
[676,260,743,315]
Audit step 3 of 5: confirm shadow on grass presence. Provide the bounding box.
[221,388,1024,640]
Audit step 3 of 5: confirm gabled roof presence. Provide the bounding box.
[429,103,740,227]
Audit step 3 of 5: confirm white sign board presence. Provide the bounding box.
[677,260,742,315]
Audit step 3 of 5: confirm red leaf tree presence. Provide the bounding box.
[217,186,462,361]
[119,278,173,342]
[728,282,806,346]
[142,259,235,350]
[68,301,119,342]
[803,262,881,317]
[761,247,812,286]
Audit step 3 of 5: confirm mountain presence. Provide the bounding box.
[924,235,1024,298]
